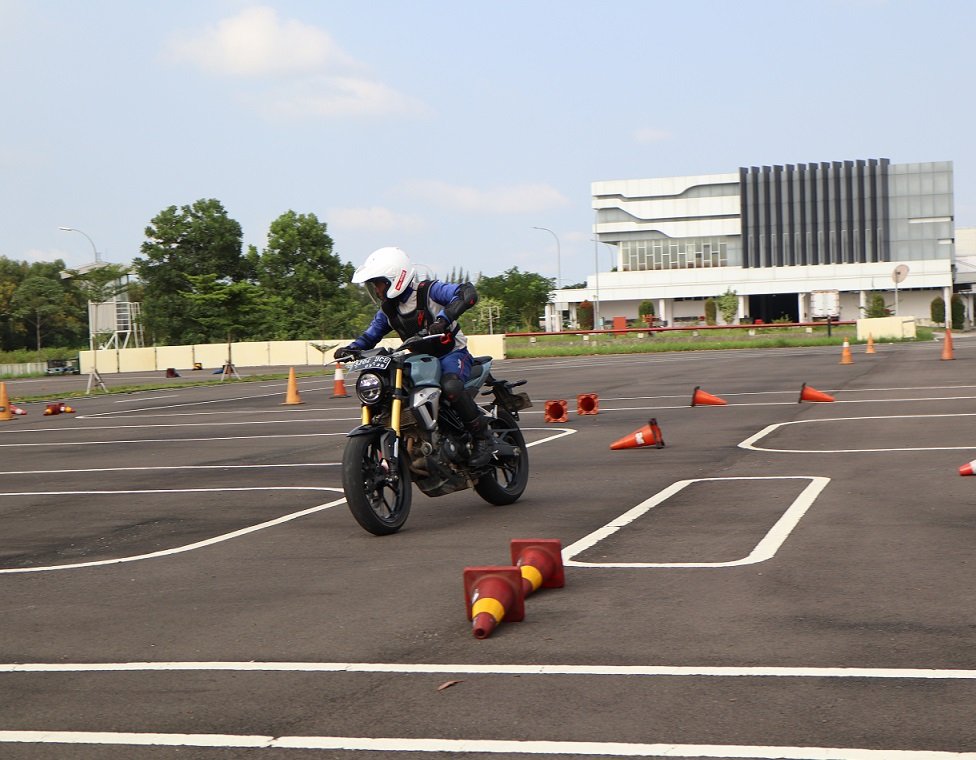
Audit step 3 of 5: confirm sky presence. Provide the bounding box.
[2,0,974,288]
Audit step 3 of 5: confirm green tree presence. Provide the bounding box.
[716,289,739,324]
[463,296,506,335]
[704,298,717,325]
[134,199,246,345]
[10,276,64,350]
[246,211,356,339]
[577,300,594,330]
[638,299,656,324]
[864,293,889,318]
[475,267,555,332]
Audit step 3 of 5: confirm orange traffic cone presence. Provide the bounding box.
[941,329,955,361]
[544,399,568,423]
[510,539,564,597]
[799,383,835,403]
[839,339,853,365]
[282,367,304,405]
[959,460,976,476]
[10,404,26,416]
[866,334,876,354]
[43,402,61,416]
[0,382,12,422]
[331,363,349,398]
[59,402,75,413]
[576,393,598,415]
[690,386,727,406]
[610,418,665,450]
[463,566,525,639]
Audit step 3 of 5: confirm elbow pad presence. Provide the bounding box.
[443,282,478,322]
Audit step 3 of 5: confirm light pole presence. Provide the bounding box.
[531,226,561,288]
[58,226,101,263]
[59,226,102,391]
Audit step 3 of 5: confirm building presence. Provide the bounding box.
[548,158,962,330]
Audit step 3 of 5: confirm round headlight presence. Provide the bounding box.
[356,372,385,405]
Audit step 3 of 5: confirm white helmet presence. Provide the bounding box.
[352,246,415,299]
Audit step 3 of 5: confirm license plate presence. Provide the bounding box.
[346,355,391,372]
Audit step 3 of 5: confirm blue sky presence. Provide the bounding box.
[2,0,973,287]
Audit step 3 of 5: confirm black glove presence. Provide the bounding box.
[333,346,356,360]
[428,317,450,336]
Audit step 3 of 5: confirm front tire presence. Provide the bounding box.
[474,409,529,505]
[342,434,412,535]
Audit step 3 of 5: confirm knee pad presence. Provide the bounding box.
[441,372,464,401]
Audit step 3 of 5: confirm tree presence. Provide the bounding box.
[10,276,64,350]
[716,289,739,325]
[577,300,594,330]
[638,299,656,324]
[704,298,717,325]
[134,199,246,345]
[475,267,555,332]
[246,211,357,339]
[462,296,506,335]
[864,293,889,318]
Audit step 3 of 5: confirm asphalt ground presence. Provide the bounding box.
[1,338,975,759]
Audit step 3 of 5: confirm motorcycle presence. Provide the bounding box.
[338,334,532,535]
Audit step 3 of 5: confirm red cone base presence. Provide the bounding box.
[544,399,568,423]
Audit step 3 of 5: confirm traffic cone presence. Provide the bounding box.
[576,393,599,415]
[510,539,564,597]
[463,566,525,639]
[331,363,349,398]
[59,402,75,413]
[282,367,304,405]
[840,339,853,365]
[866,334,876,354]
[799,383,835,403]
[165,367,180,378]
[10,404,26,416]
[0,382,11,421]
[610,418,665,450]
[43,402,61,416]
[544,399,568,423]
[941,329,955,361]
[690,386,727,406]
[959,460,976,476]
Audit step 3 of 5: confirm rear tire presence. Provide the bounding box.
[474,409,529,505]
[342,434,412,535]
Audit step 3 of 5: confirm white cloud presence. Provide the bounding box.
[164,5,424,120]
[400,180,570,214]
[633,127,672,144]
[327,206,428,233]
[165,6,352,77]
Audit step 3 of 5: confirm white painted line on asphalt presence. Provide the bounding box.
[2,418,349,434]
[0,492,346,574]
[0,730,973,758]
[0,431,347,448]
[563,477,829,568]
[3,463,340,475]
[4,661,976,679]
[740,413,976,453]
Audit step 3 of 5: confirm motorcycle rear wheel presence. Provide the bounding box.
[474,408,529,505]
[342,435,412,535]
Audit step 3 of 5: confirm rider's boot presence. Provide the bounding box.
[466,417,495,467]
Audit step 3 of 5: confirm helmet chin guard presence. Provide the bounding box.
[352,246,415,298]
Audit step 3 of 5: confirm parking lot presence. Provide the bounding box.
[1,338,975,759]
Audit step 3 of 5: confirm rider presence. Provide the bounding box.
[333,246,495,466]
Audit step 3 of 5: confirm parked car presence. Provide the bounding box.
[45,358,81,375]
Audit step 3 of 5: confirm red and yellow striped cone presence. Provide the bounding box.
[463,566,525,639]
[510,539,564,597]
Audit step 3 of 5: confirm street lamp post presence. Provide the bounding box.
[58,226,103,392]
[531,226,561,288]
[58,226,101,263]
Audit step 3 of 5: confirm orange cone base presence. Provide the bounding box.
[610,418,665,450]
[959,460,976,476]
[576,393,599,415]
[463,566,524,639]
[510,539,565,596]
[799,383,835,403]
[691,386,727,406]
[544,399,568,423]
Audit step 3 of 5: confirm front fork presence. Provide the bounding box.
[359,367,405,465]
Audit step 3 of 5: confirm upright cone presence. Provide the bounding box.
[544,399,568,423]
[510,539,565,597]
[690,386,727,406]
[576,393,599,415]
[941,329,955,361]
[839,339,853,365]
[282,367,304,405]
[610,418,665,450]
[463,566,525,639]
[866,334,876,354]
[0,382,12,422]
[331,364,349,398]
[799,383,835,403]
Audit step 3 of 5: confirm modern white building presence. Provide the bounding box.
[547,159,963,330]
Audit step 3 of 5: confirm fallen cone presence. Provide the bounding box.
[610,418,665,450]
[799,383,835,403]
[544,399,568,423]
[463,566,525,639]
[691,386,727,406]
[959,460,976,476]
[576,393,599,415]
[510,539,564,597]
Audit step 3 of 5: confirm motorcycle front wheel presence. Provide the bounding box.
[474,408,529,505]
[342,434,412,535]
